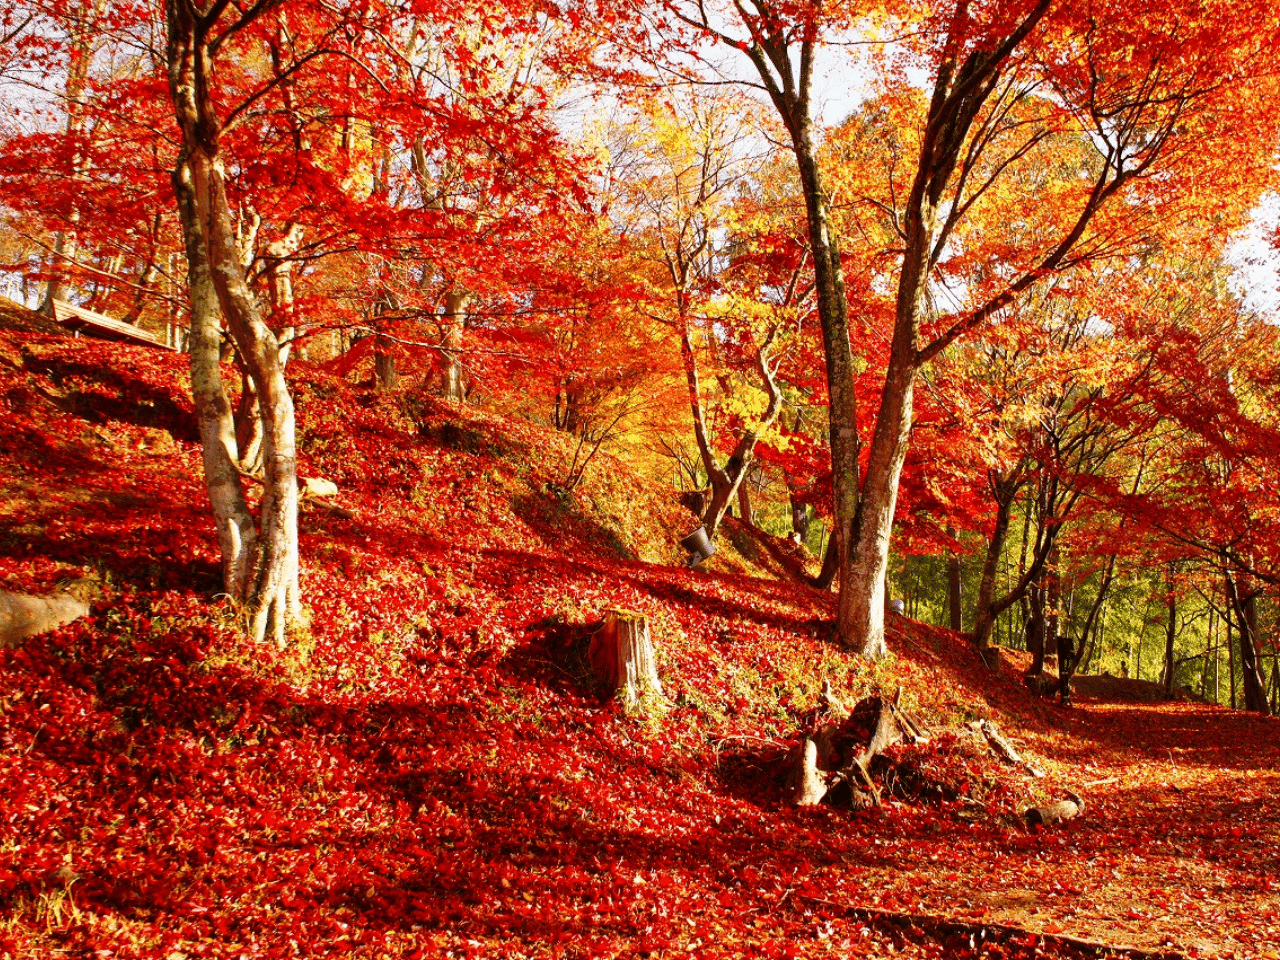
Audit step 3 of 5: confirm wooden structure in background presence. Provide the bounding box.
[51,299,175,351]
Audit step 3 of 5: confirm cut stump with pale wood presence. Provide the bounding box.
[589,609,665,711]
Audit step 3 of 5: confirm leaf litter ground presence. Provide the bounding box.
[0,310,1277,959]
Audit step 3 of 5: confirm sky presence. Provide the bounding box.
[1227,194,1280,318]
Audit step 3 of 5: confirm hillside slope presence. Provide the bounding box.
[1,309,1277,960]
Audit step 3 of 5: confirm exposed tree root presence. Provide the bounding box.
[795,897,1186,960]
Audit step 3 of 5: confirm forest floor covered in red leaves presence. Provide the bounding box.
[1,303,1278,960]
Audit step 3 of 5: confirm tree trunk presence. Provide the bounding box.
[264,223,305,363]
[1200,607,1216,701]
[700,466,739,538]
[789,128,865,654]
[809,529,839,590]
[1163,565,1178,696]
[791,498,809,543]
[737,475,755,526]
[173,154,256,601]
[1226,580,1236,708]
[841,315,916,659]
[972,482,1016,648]
[440,289,469,402]
[971,472,1065,652]
[1026,581,1047,675]
[946,525,962,634]
[1227,574,1269,714]
[1045,542,1061,666]
[677,308,783,542]
[374,333,398,391]
[1076,552,1117,676]
[1056,631,1075,706]
[554,377,582,434]
[730,35,868,650]
[234,370,264,475]
[589,610,664,712]
[40,0,108,315]
[167,3,300,645]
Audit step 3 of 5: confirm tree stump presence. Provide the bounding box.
[589,610,664,711]
[785,687,927,809]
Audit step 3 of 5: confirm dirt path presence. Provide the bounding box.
[851,699,1280,958]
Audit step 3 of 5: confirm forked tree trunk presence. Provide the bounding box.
[834,3,1060,660]
[589,610,664,711]
[167,4,301,645]
[677,310,783,543]
[196,148,300,645]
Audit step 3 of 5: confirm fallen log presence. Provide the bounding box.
[1,587,91,649]
[973,718,1045,777]
[975,718,1022,764]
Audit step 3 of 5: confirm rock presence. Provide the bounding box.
[0,589,90,648]
[299,476,339,499]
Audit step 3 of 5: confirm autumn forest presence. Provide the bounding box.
[1,0,1279,956]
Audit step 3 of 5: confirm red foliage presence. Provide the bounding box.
[1,323,1278,959]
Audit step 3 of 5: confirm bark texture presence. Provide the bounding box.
[440,289,469,402]
[167,0,301,644]
[589,610,664,712]
[173,155,256,600]
[786,686,927,809]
